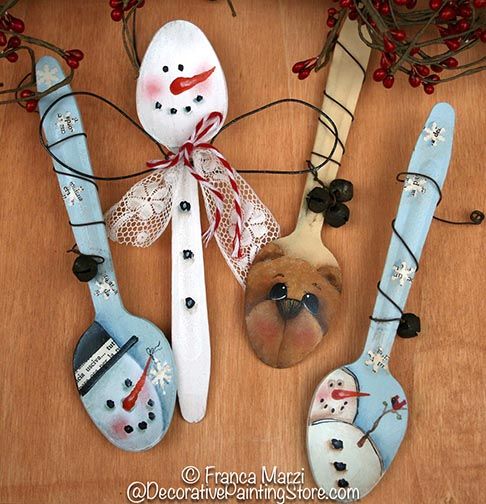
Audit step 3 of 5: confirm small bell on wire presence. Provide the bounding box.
[397,313,421,338]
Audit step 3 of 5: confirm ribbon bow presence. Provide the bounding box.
[105,111,279,286]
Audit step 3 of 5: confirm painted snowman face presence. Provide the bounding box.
[309,368,368,424]
[136,20,228,149]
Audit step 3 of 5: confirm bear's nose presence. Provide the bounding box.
[277,299,303,320]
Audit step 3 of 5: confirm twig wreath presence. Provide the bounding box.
[293,0,486,93]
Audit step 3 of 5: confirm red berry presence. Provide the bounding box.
[7,36,21,48]
[373,68,387,82]
[408,73,421,87]
[298,68,311,80]
[19,89,34,98]
[415,64,430,77]
[458,6,472,17]
[9,16,24,33]
[110,8,123,21]
[65,57,79,69]
[457,19,470,32]
[445,38,461,50]
[292,57,317,74]
[383,36,396,53]
[25,100,37,112]
[348,9,359,20]
[428,74,440,82]
[442,56,458,68]
[473,0,486,7]
[0,32,6,46]
[340,0,352,7]
[431,64,444,73]
[429,0,442,9]
[137,0,145,7]
[383,75,395,88]
[423,84,435,94]
[406,0,417,8]
[109,0,123,7]
[67,49,84,61]
[6,52,18,63]
[380,2,391,15]
[390,29,407,42]
[328,7,338,15]
[410,46,420,56]
[439,6,456,21]
[394,0,408,5]
[327,17,337,28]
[380,52,395,69]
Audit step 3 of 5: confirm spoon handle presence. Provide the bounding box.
[296,18,371,232]
[36,56,123,317]
[363,103,455,359]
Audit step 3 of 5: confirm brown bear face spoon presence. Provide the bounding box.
[244,19,371,368]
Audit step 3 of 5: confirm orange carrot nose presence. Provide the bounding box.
[170,66,215,95]
[331,388,370,400]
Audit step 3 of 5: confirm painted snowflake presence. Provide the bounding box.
[149,357,172,393]
[404,175,426,197]
[56,111,79,135]
[423,122,445,147]
[37,64,60,86]
[365,347,389,374]
[392,261,415,287]
[62,182,84,206]
[94,274,118,299]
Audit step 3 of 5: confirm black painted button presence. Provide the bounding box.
[170,108,177,115]
[179,201,191,212]
[178,64,184,71]
[331,439,343,449]
[155,101,162,110]
[185,297,196,309]
[125,378,132,387]
[138,421,148,430]
[183,250,194,260]
[334,462,347,471]
[195,95,203,102]
[185,106,192,113]
[148,412,156,421]
[337,479,349,488]
[162,66,168,72]
[124,425,133,433]
[72,255,98,282]
[106,399,115,409]
[147,399,154,407]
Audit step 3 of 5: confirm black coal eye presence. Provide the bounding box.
[302,293,319,315]
[194,95,203,103]
[163,66,169,72]
[155,101,162,110]
[269,283,287,301]
[178,64,184,71]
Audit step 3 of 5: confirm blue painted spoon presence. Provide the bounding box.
[37,56,177,452]
[306,103,455,499]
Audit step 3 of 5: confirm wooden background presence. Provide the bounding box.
[1,1,484,503]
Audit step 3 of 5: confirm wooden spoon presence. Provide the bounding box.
[307,103,455,500]
[244,19,371,368]
[37,56,177,451]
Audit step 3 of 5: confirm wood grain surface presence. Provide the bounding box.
[0,1,484,503]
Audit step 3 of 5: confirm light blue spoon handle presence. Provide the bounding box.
[362,102,455,359]
[36,56,123,317]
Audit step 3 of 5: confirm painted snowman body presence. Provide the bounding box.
[136,21,228,423]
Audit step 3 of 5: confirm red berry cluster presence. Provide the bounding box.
[109,0,145,22]
[293,0,486,93]
[0,12,25,63]
[1,11,84,112]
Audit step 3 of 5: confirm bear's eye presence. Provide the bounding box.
[269,283,287,301]
[302,293,319,315]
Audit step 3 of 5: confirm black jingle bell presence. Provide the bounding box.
[329,179,353,203]
[307,186,332,213]
[72,254,99,282]
[397,313,421,338]
[325,202,350,228]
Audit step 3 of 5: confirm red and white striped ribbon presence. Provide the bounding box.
[146,112,243,258]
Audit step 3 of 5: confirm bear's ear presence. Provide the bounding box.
[318,264,343,293]
[251,242,285,264]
